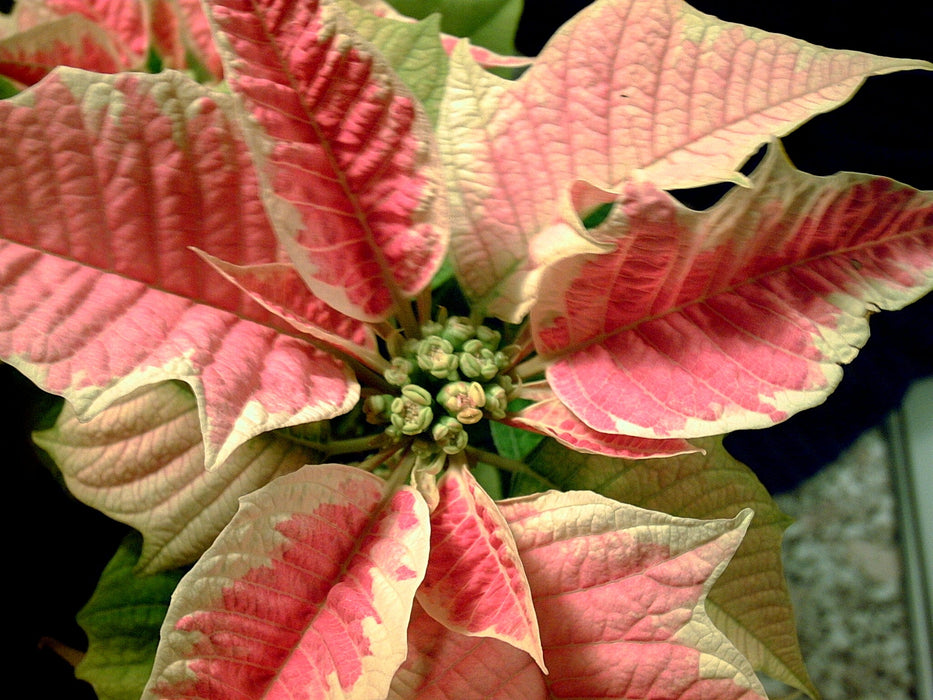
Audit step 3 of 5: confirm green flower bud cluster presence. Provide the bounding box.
[366,315,519,454]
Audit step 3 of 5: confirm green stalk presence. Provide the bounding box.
[465,446,558,490]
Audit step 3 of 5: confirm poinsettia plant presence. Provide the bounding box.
[2,0,932,698]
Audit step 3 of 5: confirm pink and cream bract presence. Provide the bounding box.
[1,0,931,698]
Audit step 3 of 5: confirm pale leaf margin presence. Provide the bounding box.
[438,0,933,322]
[534,142,933,440]
[0,67,359,470]
[417,461,546,672]
[204,0,449,326]
[527,436,818,698]
[0,14,123,85]
[143,464,430,700]
[33,381,320,574]
[392,490,766,699]
[501,393,701,459]
[501,492,766,699]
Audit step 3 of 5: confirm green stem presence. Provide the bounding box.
[502,321,535,374]
[416,285,432,328]
[329,434,389,456]
[469,303,486,327]
[372,320,398,342]
[381,446,417,489]
[357,442,406,472]
[279,431,388,457]
[395,299,421,340]
[449,449,470,471]
[352,359,394,394]
[514,353,549,380]
[465,446,559,490]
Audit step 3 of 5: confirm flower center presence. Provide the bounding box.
[364,315,519,454]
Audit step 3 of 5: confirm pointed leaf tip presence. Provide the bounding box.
[398,491,765,699]
[0,68,358,470]
[144,464,430,700]
[418,463,546,671]
[535,142,933,439]
[528,436,818,698]
[503,394,700,459]
[503,493,764,699]
[439,0,931,320]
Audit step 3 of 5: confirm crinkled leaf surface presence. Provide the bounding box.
[205,0,448,323]
[439,0,932,320]
[75,534,186,700]
[0,68,358,470]
[526,436,816,698]
[533,142,933,439]
[392,490,764,699]
[33,381,319,574]
[417,462,545,671]
[143,464,430,700]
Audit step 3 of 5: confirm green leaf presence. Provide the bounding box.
[471,459,504,499]
[144,46,163,73]
[386,0,524,56]
[490,399,543,461]
[75,534,186,700]
[0,75,19,99]
[528,436,819,700]
[430,255,456,289]
[580,201,613,229]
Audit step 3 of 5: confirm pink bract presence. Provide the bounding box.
[533,144,933,439]
[0,1,930,699]
[0,69,359,470]
[205,0,448,323]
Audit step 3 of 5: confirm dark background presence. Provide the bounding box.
[5,1,932,697]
